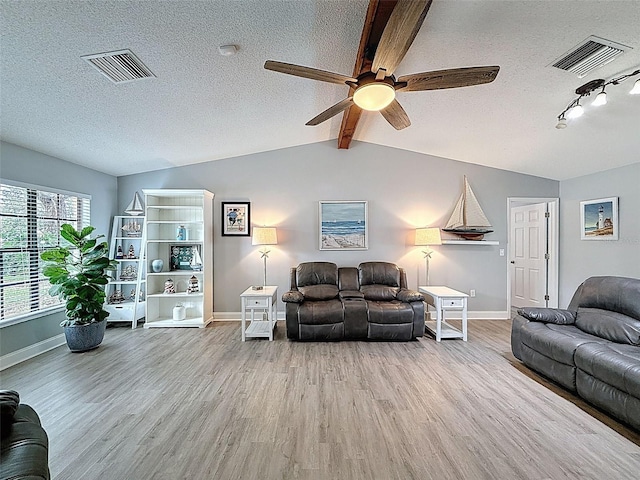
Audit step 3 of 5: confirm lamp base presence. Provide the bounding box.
[251,285,264,290]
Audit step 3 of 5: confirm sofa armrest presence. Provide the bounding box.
[339,290,364,300]
[517,307,576,324]
[282,291,304,304]
[397,289,424,303]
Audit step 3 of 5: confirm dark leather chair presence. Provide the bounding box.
[0,390,50,480]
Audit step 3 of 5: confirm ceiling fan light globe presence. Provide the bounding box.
[567,104,584,119]
[353,83,396,111]
[592,91,607,106]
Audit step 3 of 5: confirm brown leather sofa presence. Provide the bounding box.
[283,261,425,341]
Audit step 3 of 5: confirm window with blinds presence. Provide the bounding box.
[0,182,91,323]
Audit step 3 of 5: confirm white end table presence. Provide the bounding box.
[418,286,468,342]
[240,286,278,341]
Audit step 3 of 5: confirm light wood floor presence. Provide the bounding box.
[2,320,639,480]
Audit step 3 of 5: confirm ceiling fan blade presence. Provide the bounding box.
[264,61,357,85]
[306,97,354,126]
[380,99,411,130]
[371,0,433,76]
[397,66,500,91]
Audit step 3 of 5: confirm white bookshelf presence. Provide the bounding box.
[104,215,146,329]
[143,189,214,328]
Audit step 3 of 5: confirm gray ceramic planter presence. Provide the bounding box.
[63,319,107,352]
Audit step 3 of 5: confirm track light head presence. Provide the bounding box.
[592,90,607,106]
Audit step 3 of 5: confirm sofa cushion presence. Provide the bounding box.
[520,322,605,365]
[296,298,343,325]
[299,284,339,301]
[577,276,640,321]
[366,301,414,324]
[361,285,399,301]
[517,307,576,325]
[575,342,640,398]
[296,262,338,288]
[575,307,640,345]
[358,262,400,287]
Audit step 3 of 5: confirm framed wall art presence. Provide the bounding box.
[319,201,368,250]
[222,202,250,236]
[580,197,618,240]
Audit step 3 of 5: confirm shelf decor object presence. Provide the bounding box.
[143,189,214,328]
[221,201,250,236]
[104,215,147,329]
[124,191,144,216]
[252,226,278,286]
[443,176,493,241]
[415,227,442,286]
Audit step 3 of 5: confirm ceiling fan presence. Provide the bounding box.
[264,0,499,131]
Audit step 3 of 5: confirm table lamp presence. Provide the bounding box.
[252,226,278,287]
[415,227,442,285]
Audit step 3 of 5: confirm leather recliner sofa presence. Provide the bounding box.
[511,276,640,430]
[0,390,50,480]
[283,261,425,341]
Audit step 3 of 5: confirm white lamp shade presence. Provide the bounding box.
[415,227,442,246]
[252,227,278,246]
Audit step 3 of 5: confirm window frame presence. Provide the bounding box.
[0,179,91,327]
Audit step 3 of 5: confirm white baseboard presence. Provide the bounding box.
[213,311,509,322]
[426,310,510,320]
[0,333,65,371]
[213,312,285,321]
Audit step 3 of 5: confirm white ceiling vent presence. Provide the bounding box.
[82,49,155,84]
[551,36,632,78]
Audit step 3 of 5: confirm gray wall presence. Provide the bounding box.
[118,141,559,315]
[558,162,640,306]
[0,141,118,356]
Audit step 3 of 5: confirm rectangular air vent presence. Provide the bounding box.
[551,36,632,78]
[82,49,155,84]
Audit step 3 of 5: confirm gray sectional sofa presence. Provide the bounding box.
[283,261,425,341]
[511,276,640,430]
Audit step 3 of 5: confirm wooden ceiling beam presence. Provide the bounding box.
[337,0,398,149]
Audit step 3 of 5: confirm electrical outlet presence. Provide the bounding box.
[470,289,476,297]
[499,249,505,257]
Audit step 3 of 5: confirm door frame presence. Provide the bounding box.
[506,197,559,313]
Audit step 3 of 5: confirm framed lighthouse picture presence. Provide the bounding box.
[580,197,618,240]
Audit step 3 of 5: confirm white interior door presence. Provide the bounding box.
[510,203,548,308]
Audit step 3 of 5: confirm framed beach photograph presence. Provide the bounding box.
[221,202,250,236]
[580,197,618,240]
[319,201,368,250]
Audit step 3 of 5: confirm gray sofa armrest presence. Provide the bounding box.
[397,289,424,303]
[517,307,576,325]
[282,291,304,303]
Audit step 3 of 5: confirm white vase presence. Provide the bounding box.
[151,259,163,273]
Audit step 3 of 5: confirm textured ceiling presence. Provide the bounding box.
[1,0,639,180]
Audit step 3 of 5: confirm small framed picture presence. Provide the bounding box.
[580,197,618,240]
[319,200,368,250]
[222,202,250,236]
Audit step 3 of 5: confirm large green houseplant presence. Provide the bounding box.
[41,224,117,352]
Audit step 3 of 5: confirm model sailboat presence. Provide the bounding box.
[124,192,144,216]
[190,248,203,271]
[443,176,493,240]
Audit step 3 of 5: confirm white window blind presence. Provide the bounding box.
[0,181,91,323]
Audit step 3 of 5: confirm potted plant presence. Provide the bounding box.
[41,224,117,352]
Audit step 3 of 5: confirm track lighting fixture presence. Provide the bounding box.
[555,67,640,128]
